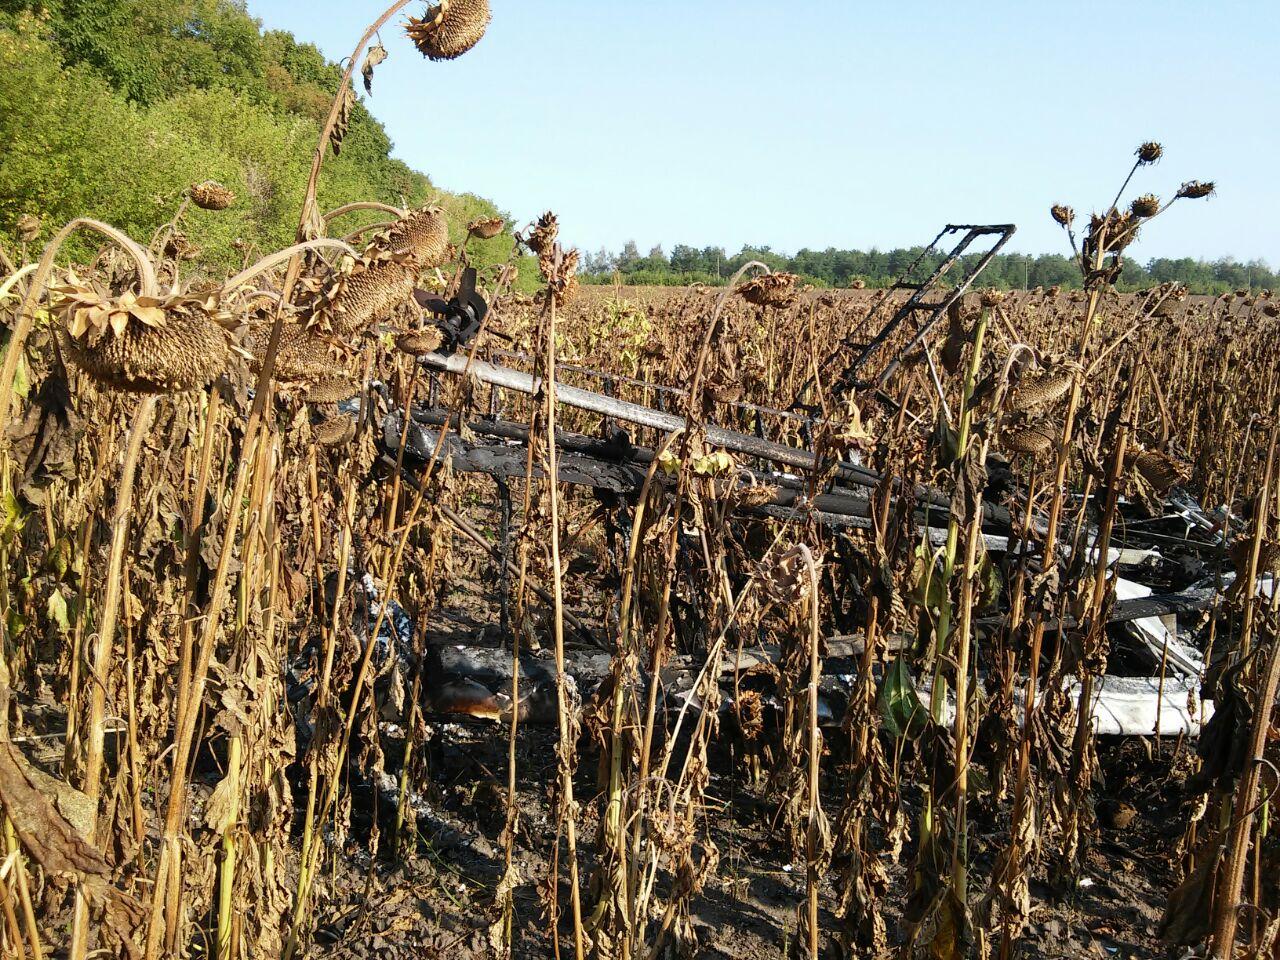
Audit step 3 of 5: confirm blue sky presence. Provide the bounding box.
[251,0,1279,266]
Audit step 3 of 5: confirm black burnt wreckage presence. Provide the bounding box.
[353,229,1231,747]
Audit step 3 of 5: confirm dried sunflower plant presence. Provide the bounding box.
[1,8,1276,958]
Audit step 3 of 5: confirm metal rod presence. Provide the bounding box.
[417,351,1013,527]
[488,347,826,427]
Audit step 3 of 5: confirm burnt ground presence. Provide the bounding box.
[310,705,1192,960]
[302,540,1201,960]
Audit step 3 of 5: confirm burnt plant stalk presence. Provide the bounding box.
[951,434,993,908]
[586,440,673,955]
[493,343,552,956]
[626,263,763,953]
[998,266,1108,960]
[799,545,823,959]
[68,395,157,960]
[1059,383,1137,885]
[286,298,497,955]
[1210,428,1280,957]
[929,306,990,722]
[544,281,587,960]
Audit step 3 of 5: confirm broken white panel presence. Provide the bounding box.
[1113,576,1204,677]
[1070,675,1214,737]
[917,674,1213,737]
[1009,540,1152,568]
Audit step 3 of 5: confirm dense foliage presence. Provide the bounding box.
[0,0,529,282]
[0,0,1270,298]
[582,241,1277,294]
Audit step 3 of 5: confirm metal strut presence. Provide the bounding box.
[794,222,1017,405]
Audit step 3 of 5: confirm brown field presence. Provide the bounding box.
[1,16,1277,959]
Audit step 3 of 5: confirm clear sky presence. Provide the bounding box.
[251,0,1279,266]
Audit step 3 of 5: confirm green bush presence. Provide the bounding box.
[0,3,523,281]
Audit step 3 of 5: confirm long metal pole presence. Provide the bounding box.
[419,351,1013,527]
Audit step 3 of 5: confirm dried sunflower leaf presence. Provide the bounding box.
[47,589,70,634]
[69,308,91,339]
[362,41,387,94]
[203,773,238,834]
[331,82,355,156]
[0,741,145,957]
[129,304,166,328]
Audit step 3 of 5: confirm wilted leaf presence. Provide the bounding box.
[13,354,28,400]
[657,448,680,476]
[362,41,388,94]
[122,589,143,626]
[977,546,1002,613]
[0,742,144,956]
[5,369,82,495]
[692,449,734,476]
[1159,837,1223,945]
[203,772,238,834]
[940,299,969,375]
[0,490,22,538]
[909,543,948,615]
[933,409,960,467]
[47,589,70,634]
[6,609,27,640]
[331,82,355,156]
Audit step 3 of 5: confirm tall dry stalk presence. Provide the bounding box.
[68,394,156,960]
[798,545,824,959]
[1210,427,1280,958]
[542,258,587,960]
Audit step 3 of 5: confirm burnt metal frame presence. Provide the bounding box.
[795,223,1017,405]
[415,350,1014,529]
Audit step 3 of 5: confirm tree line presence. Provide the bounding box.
[0,0,530,284]
[581,242,1277,294]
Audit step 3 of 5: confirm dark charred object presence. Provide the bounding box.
[413,267,488,353]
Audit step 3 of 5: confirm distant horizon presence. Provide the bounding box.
[568,238,1276,294]
[250,0,1280,268]
[566,239,1273,270]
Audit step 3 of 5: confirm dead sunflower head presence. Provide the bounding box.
[190,180,236,211]
[1175,180,1216,200]
[369,206,449,268]
[1129,448,1189,493]
[304,378,361,404]
[162,231,200,261]
[738,273,798,309]
[247,323,342,383]
[396,327,444,355]
[308,256,417,335]
[524,211,559,256]
[405,0,491,61]
[537,247,580,309]
[467,216,505,240]
[1007,366,1075,413]
[1084,209,1140,260]
[1003,421,1059,458]
[1135,141,1164,164]
[1130,194,1160,218]
[16,214,39,243]
[50,276,234,393]
[314,415,357,447]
